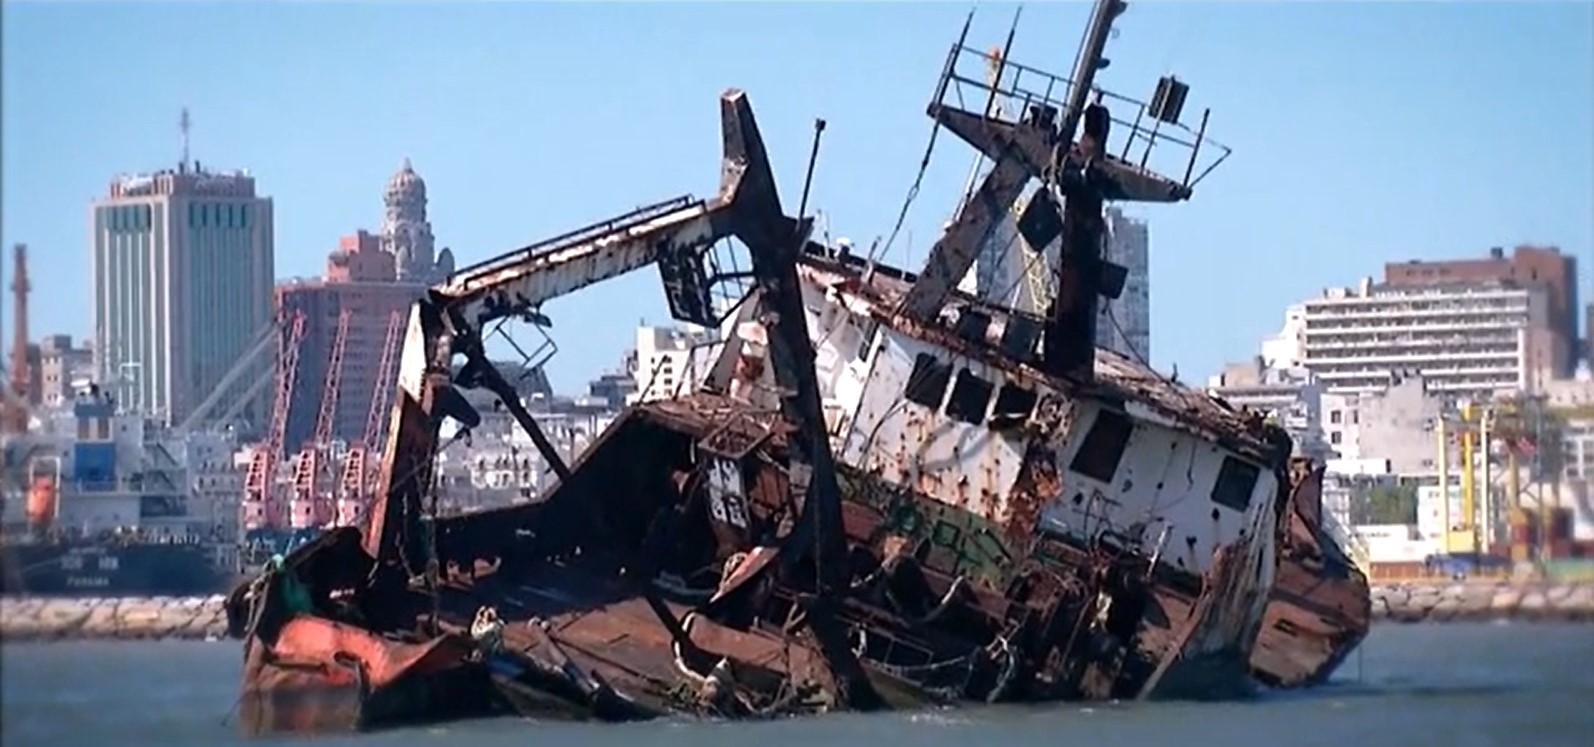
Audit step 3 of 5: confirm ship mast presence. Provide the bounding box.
[1042,0,1126,381]
[907,0,1218,383]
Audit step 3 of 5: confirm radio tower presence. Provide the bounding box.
[179,107,192,172]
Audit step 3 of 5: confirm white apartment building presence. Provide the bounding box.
[1205,358,1328,459]
[628,324,719,403]
[1276,278,1552,397]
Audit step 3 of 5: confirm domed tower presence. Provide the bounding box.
[382,157,438,283]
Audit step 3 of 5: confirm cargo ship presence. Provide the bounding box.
[1,386,238,597]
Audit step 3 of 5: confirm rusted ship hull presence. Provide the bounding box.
[238,390,1278,711]
[1248,461,1372,689]
[228,389,1285,734]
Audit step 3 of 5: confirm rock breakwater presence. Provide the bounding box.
[1372,581,1594,623]
[3,582,1592,642]
[1,595,231,642]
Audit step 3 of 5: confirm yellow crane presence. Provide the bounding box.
[1439,395,1574,563]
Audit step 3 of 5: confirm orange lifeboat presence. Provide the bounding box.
[25,474,57,527]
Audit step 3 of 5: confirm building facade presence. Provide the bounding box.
[1384,245,1577,377]
[35,334,94,409]
[1206,358,1328,459]
[1319,373,1446,474]
[628,324,718,404]
[1286,278,1552,397]
[275,231,425,454]
[381,158,454,286]
[91,164,274,425]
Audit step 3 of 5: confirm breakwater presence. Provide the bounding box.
[1,595,231,642]
[3,582,1593,641]
[1372,581,1594,623]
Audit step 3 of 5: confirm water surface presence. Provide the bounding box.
[4,622,1590,747]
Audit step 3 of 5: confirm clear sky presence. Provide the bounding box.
[4,1,1591,393]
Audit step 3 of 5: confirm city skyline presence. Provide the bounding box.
[3,2,1591,393]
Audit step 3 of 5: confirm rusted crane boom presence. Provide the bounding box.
[353,88,878,709]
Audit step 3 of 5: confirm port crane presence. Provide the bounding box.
[337,308,405,527]
[241,309,307,531]
[172,318,287,436]
[288,309,352,529]
[1439,395,1584,562]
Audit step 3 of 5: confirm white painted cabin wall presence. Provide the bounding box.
[837,332,1029,521]
[703,271,1278,581]
[1040,400,1280,577]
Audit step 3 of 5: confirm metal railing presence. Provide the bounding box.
[933,43,1232,192]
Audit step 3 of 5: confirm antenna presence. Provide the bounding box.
[179,107,192,172]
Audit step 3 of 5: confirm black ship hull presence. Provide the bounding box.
[0,541,233,597]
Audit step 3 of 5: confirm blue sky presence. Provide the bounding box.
[4,1,1591,393]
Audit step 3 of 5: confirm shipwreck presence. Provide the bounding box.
[225,0,1369,735]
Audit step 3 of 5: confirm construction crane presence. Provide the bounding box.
[289,309,351,530]
[241,309,307,532]
[338,308,404,528]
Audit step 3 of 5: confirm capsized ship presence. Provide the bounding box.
[225,0,1364,735]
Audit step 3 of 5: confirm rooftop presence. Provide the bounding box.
[103,161,258,200]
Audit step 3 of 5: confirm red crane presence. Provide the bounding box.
[242,309,307,532]
[338,308,405,528]
[290,309,351,529]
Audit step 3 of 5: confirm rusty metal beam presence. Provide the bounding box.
[928,106,1190,203]
[714,88,885,712]
[363,304,450,567]
[455,345,572,482]
[897,154,1033,322]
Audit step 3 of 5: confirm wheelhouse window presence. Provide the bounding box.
[1211,456,1260,512]
[904,353,952,408]
[945,369,995,424]
[989,383,1037,429]
[1069,408,1133,483]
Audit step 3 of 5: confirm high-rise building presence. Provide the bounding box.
[1383,245,1577,377]
[91,164,274,424]
[1100,207,1150,362]
[382,158,454,285]
[1280,277,1555,397]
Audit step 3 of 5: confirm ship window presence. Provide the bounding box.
[990,383,1038,429]
[1211,456,1260,512]
[856,320,879,361]
[1070,408,1132,483]
[905,353,952,408]
[946,369,994,424]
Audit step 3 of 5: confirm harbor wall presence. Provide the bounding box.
[3,581,1593,642]
[1371,580,1594,623]
[0,595,230,642]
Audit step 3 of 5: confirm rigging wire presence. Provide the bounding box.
[870,6,976,266]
